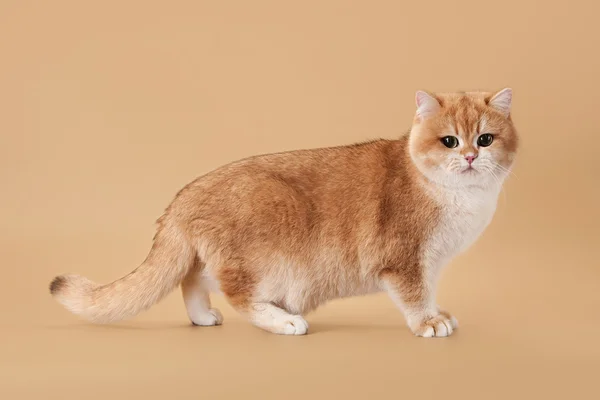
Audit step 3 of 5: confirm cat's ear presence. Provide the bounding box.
[488,88,512,117]
[415,90,441,121]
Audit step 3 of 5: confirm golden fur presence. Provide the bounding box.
[50,89,519,337]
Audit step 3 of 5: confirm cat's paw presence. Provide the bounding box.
[248,303,309,335]
[264,314,308,335]
[191,308,223,326]
[280,315,309,335]
[411,312,458,338]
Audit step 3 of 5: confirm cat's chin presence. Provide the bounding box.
[435,170,500,190]
[459,168,477,175]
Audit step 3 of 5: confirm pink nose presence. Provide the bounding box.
[465,154,478,165]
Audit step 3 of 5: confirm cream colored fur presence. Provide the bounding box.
[49,89,518,338]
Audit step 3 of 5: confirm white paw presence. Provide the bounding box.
[412,312,458,338]
[280,315,309,335]
[249,303,309,335]
[191,308,223,326]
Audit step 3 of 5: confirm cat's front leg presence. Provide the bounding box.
[380,267,458,338]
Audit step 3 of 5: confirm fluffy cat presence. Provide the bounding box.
[49,88,518,337]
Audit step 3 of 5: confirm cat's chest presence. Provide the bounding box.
[425,187,499,264]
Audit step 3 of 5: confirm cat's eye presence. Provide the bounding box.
[477,133,494,147]
[441,136,459,148]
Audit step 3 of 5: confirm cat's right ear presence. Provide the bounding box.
[415,91,441,121]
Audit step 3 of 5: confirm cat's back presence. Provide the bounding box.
[180,139,397,203]
[167,138,403,239]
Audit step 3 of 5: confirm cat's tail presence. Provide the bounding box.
[49,220,194,324]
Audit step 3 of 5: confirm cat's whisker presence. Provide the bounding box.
[485,165,507,205]
[493,162,518,180]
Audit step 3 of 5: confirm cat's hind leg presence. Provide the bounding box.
[181,262,223,326]
[246,302,309,335]
[217,264,309,335]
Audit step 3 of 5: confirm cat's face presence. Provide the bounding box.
[408,89,519,188]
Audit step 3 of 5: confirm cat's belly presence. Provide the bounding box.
[201,260,380,314]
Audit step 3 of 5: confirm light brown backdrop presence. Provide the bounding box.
[1,1,599,399]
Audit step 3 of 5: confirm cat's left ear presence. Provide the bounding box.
[488,88,512,117]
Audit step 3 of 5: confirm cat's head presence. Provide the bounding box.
[408,89,519,188]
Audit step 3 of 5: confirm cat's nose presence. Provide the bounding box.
[465,154,478,165]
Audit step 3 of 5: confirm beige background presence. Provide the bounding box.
[1,0,599,399]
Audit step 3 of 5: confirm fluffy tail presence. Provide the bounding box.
[49,223,194,323]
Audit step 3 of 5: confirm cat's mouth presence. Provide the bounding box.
[460,166,477,174]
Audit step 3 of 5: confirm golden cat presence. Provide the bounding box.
[50,88,518,337]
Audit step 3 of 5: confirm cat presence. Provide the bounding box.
[49,88,518,337]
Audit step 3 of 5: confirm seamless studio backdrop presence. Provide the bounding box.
[1,1,599,399]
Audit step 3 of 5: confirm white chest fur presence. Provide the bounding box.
[423,184,500,272]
